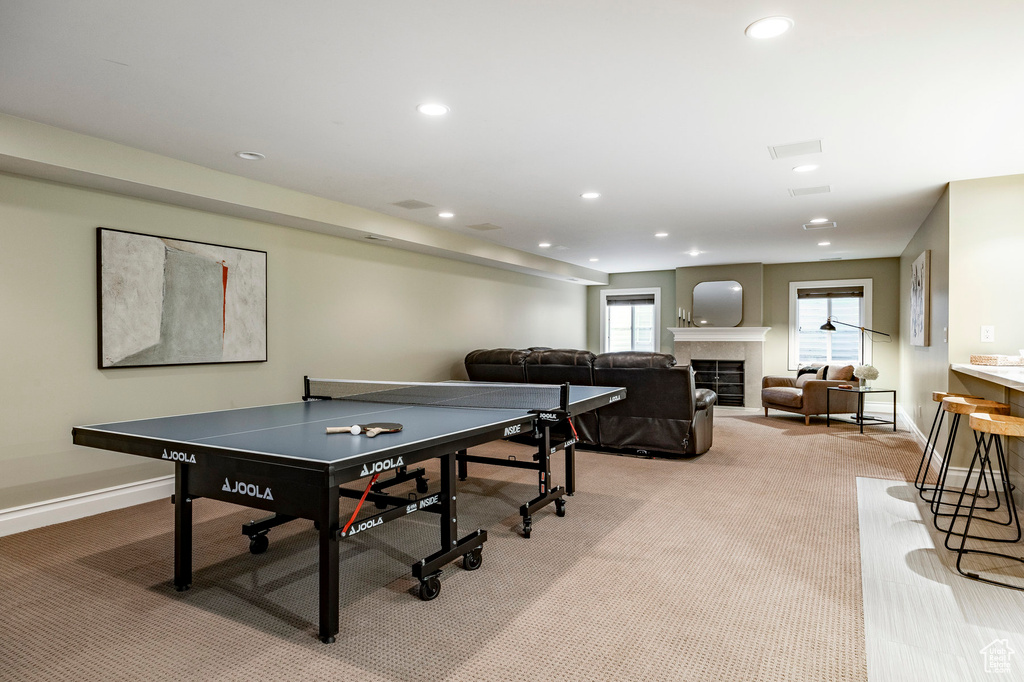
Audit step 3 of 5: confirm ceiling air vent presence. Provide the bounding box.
[768,139,823,160]
[391,199,434,210]
[467,223,502,231]
[364,234,393,242]
[802,221,837,230]
[789,185,831,197]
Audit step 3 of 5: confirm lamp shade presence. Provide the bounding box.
[820,319,837,332]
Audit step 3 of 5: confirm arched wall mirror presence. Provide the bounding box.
[692,280,743,327]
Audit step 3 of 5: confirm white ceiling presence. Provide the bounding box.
[2,0,1022,273]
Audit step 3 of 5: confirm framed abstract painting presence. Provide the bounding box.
[97,228,267,368]
[910,249,930,347]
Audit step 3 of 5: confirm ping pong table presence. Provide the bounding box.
[72,378,625,643]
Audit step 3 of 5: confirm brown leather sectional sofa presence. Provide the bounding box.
[464,348,716,456]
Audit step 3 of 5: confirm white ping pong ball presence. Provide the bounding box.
[350,425,361,434]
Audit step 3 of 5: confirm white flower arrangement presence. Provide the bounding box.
[854,364,879,381]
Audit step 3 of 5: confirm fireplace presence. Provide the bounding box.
[669,327,771,408]
[691,360,745,407]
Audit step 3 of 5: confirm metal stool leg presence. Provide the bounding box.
[949,433,1024,590]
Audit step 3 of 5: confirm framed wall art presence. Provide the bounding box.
[97,228,267,368]
[910,249,930,347]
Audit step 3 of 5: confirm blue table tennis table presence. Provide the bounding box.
[72,378,625,643]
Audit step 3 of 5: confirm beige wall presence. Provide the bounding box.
[944,174,1024,472]
[947,174,1024,362]
[898,174,1024,472]
[0,173,587,509]
[586,270,676,353]
[675,263,763,327]
[762,258,901,379]
[899,187,951,434]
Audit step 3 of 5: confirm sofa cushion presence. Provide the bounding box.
[797,365,822,377]
[464,348,530,383]
[525,349,595,366]
[593,351,676,369]
[827,364,855,381]
[465,348,530,366]
[794,373,816,389]
[761,386,803,409]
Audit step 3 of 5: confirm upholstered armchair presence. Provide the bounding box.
[761,365,859,425]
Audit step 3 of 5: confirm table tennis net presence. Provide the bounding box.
[305,378,565,411]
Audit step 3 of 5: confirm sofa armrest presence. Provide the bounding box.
[801,380,859,414]
[762,375,796,389]
[694,388,717,411]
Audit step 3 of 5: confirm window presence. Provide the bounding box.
[788,279,872,370]
[600,288,661,353]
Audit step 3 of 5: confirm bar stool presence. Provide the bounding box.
[930,397,1010,532]
[915,391,981,499]
[947,413,1024,590]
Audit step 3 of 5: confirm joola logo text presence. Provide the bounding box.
[346,517,382,536]
[539,412,559,421]
[359,456,405,477]
[221,478,274,500]
[608,395,621,403]
[551,438,577,454]
[162,449,196,463]
[504,424,522,436]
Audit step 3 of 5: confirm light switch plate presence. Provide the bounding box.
[981,325,995,343]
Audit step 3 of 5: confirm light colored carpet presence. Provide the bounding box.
[0,413,919,681]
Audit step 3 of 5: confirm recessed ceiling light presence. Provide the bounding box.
[235,151,265,160]
[792,164,819,173]
[438,211,454,218]
[744,16,794,39]
[416,103,450,116]
[589,258,599,262]
[809,217,830,224]
[687,250,702,257]
[538,242,552,248]
[818,241,831,246]
[655,232,669,238]
[580,192,601,199]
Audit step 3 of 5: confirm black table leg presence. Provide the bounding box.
[859,392,865,434]
[893,391,897,431]
[174,462,192,592]
[441,452,456,552]
[318,484,340,644]
[565,440,576,496]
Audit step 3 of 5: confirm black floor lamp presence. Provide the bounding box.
[819,317,891,366]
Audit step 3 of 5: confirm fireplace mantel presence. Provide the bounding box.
[668,327,771,342]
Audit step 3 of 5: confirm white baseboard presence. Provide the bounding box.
[0,475,174,538]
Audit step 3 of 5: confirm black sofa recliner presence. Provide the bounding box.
[463,347,716,456]
[592,351,715,456]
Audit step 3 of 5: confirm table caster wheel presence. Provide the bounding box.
[418,575,441,601]
[416,477,429,494]
[249,534,269,554]
[462,548,483,571]
[555,499,566,517]
[522,517,532,539]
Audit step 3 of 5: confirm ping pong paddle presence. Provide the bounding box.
[326,422,403,437]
